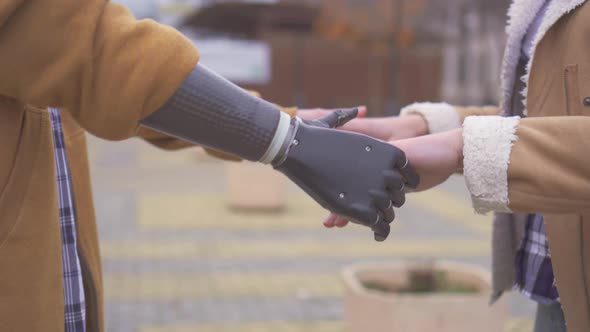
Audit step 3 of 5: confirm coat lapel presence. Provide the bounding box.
[500,0,587,116]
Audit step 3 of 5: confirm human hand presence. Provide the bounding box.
[392,129,463,192]
[275,108,420,241]
[299,108,428,141]
[324,129,463,229]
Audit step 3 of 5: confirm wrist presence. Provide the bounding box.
[405,114,429,136]
[260,112,295,165]
[449,128,464,170]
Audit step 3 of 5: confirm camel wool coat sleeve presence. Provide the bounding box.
[0,0,199,140]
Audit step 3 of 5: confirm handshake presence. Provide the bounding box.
[143,64,463,241]
[274,107,419,241]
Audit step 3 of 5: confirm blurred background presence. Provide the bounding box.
[92,0,535,331]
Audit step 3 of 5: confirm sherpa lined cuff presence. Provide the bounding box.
[463,116,520,214]
[400,102,461,134]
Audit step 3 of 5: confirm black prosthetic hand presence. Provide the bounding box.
[273,109,420,241]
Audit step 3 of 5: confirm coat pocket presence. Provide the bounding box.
[0,107,46,248]
[563,64,590,116]
[564,64,583,115]
[0,107,64,331]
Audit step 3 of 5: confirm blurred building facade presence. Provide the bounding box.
[312,0,512,106]
[427,0,511,105]
[117,0,512,113]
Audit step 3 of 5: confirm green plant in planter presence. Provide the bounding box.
[362,266,479,294]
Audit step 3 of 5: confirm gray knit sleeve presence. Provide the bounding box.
[140,64,282,161]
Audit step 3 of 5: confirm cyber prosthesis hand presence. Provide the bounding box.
[141,64,419,241]
[272,109,420,241]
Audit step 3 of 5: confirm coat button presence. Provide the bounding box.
[584,97,590,107]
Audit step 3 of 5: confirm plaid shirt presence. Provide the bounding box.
[515,214,560,305]
[49,108,87,332]
[511,0,559,306]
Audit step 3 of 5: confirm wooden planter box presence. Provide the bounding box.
[342,261,507,332]
[224,162,287,211]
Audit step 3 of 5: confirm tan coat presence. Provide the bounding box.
[0,1,198,330]
[402,1,590,330]
[0,1,298,331]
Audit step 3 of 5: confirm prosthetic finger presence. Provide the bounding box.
[383,170,406,207]
[349,200,392,241]
[395,155,420,189]
[369,189,395,223]
[373,220,391,242]
[307,108,359,129]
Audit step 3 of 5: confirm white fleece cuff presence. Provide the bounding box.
[400,102,461,134]
[463,116,520,214]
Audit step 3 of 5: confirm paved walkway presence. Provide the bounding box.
[87,135,536,332]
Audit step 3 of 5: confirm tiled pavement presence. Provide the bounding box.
[87,135,537,332]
